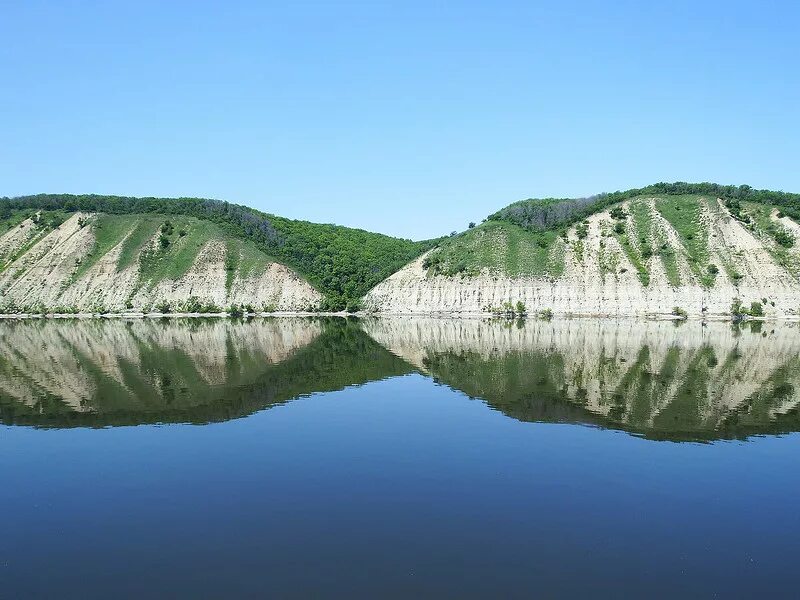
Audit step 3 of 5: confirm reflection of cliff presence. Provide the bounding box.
[363,317,800,441]
[0,317,413,428]
[4,316,800,440]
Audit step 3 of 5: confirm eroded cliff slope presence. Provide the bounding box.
[365,194,800,317]
[0,212,321,312]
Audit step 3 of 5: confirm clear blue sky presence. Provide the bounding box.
[2,1,798,239]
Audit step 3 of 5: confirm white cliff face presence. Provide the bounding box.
[0,213,322,312]
[364,200,800,318]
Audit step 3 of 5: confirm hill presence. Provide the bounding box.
[4,183,800,318]
[365,183,800,318]
[0,194,432,313]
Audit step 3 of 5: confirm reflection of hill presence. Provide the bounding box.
[4,315,800,440]
[0,317,413,428]
[363,317,800,441]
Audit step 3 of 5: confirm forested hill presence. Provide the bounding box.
[0,194,433,309]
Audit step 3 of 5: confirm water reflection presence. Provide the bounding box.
[1,316,799,440]
[365,317,800,441]
[0,317,412,427]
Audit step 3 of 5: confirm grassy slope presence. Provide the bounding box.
[424,221,565,278]
[425,192,800,285]
[653,194,715,287]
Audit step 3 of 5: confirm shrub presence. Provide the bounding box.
[731,298,744,321]
[229,304,243,317]
[749,301,764,317]
[707,264,719,275]
[538,308,553,320]
[422,253,442,271]
[515,301,527,315]
[156,300,171,314]
[609,206,627,220]
[672,306,688,320]
[772,228,795,248]
[613,222,625,234]
[183,296,203,313]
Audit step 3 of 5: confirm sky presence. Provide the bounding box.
[1,1,799,239]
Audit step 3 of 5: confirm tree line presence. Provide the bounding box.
[487,182,800,231]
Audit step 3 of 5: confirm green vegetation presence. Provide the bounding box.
[672,306,688,320]
[742,202,799,278]
[654,195,715,287]
[485,300,528,318]
[423,220,565,278]
[117,217,161,270]
[611,201,649,285]
[431,186,797,285]
[629,199,681,287]
[72,215,134,281]
[731,298,767,320]
[137,218,219,287]
[488,181,800,232]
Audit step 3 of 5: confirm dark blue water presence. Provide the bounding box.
[1,317,799,598]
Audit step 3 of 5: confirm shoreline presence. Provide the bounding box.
[0,310,796,322]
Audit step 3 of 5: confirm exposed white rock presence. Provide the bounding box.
[0,213,322,312]
[364,202,800,318]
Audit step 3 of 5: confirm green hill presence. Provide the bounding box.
[0,194,433,309]
[3,183,800,317]
[422,182,800,283]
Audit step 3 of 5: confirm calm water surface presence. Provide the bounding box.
[1,317,799,598]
